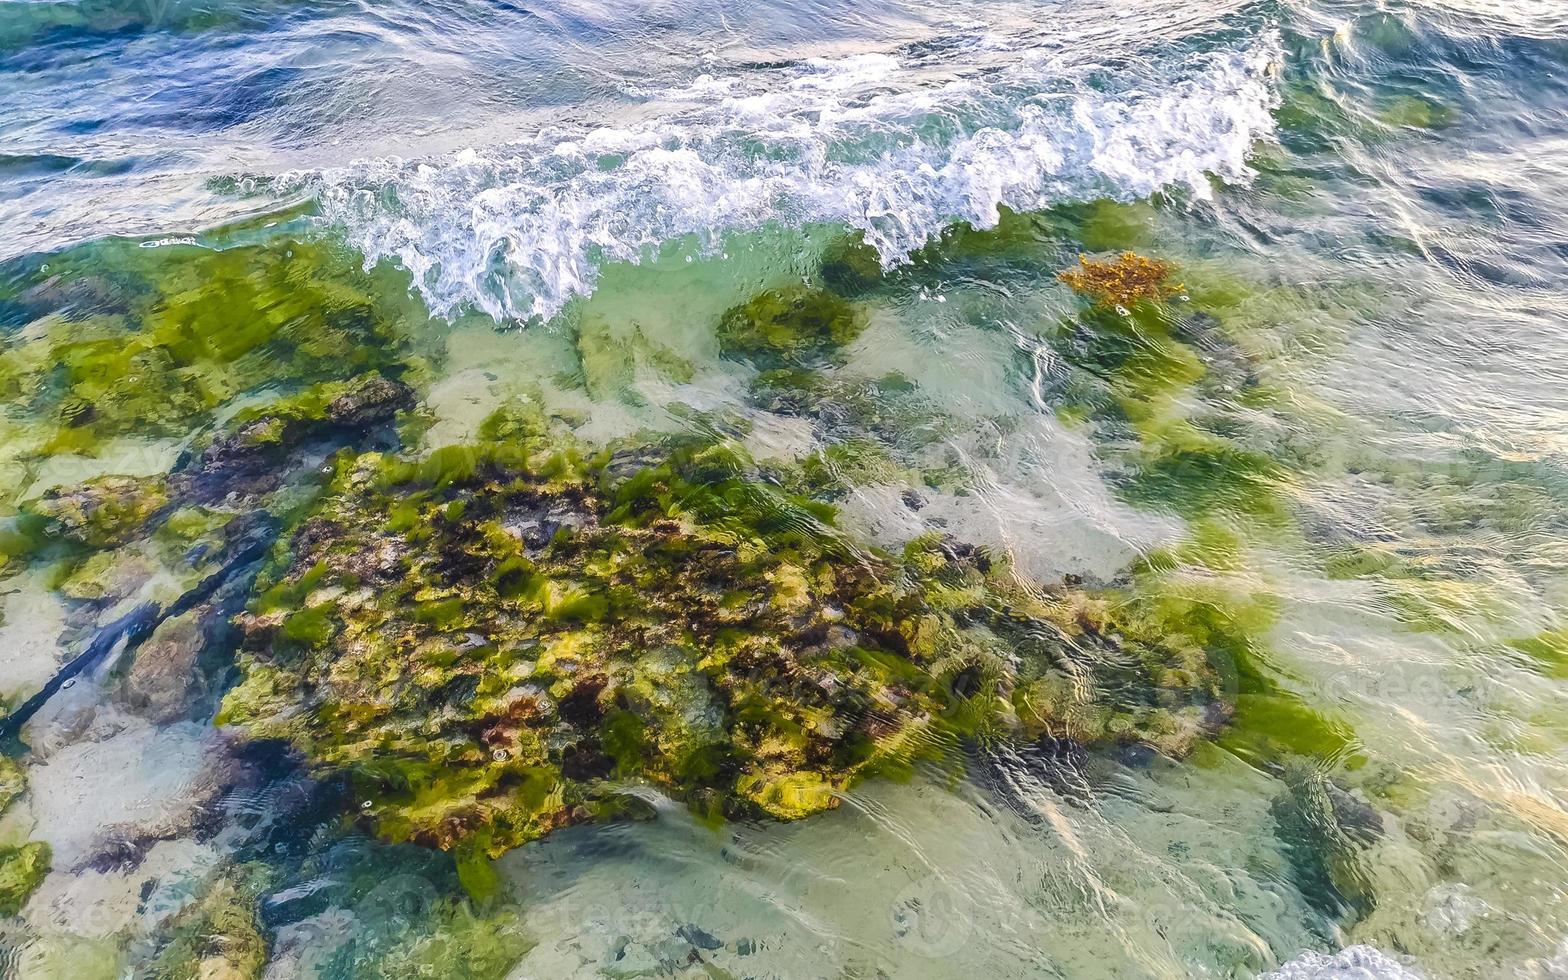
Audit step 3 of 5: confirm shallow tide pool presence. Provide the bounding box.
[1,1,1567,978]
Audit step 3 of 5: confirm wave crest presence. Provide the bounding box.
[280,32,1282,322]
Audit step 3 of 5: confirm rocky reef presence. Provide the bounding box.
[0,228,1282,973]
[213,400,1231,859]
[716,284,866,368]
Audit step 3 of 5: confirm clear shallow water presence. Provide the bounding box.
[2,1,1568,978]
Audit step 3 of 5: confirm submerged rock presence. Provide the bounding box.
[818,235,885,297]
[24,474,171,550]
[1271,767,1387,924]
[717,285,866,368]
[0,840,51,916]
[0,239,416,456]
[219,415,1230,857]
[143,865,269,980]
[115,610,207,724]
[13,372,413,568]
[186,371,414,489]
[0,757,50,916]
[0,755,24,812]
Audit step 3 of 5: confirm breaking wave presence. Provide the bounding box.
[277,29,1283,322]
[1262,946,1429,979]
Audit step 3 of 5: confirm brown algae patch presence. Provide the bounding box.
[1058,251,1185,310]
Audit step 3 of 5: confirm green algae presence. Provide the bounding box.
[1028,246,1339,530]
[716,285,866,368]
[1508,628,1568,680]
[0,840,49,916]
[318,898,532,980]
[55,547,152,601]
[787,439,914,499]
[906,206,1060,270]
[818,234,885,297]
[1377,94,1458,131]
[0,755,23,813]
[219,413,1232,857]
[3,367,416,594]
[144,866,270,980]
[189,370,416,478]
[1070,200,1161,252]
[0,758,45,906]
[0,239,418,461]
[1270,765,1385,923]
[1121,553,1361,769]
[23,474,171,550]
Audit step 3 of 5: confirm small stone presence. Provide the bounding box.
[117,610,208,723]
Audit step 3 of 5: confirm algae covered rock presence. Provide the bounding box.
[0,841,50,916]
[116,609,209,724]
[0,756,49,916]
[219,415,1232,857]
[24,474,171,549]
[189,371,414,484]
[0,755,24,813]
[717,285,866,368]
[1271,768,1387,923]
[144,867,269,980]
[0,238,418,460]
[221,436,955,853]
[818,235,885,297]
[12,372,413,571]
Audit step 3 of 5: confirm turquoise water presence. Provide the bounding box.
[2,1,1568,978]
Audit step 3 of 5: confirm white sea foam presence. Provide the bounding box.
[1263,946,1428,980]
[279,32,1282,322]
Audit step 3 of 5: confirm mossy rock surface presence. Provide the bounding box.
[144,867,269,980]
[0,238,417,459]
[0,755,24,813]
[0,841,50,916]
[818,235,885,296]
[189,371,414,484]
[221,425,1229,857]
[717,285,866,368]
[24,474,171,549]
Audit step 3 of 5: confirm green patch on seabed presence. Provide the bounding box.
[716,284,866,368]
[0,755,49,915]
[1509,628,1568,680]
[143,865,271,980]
[218,403,1235,857]
[0,237,419,474]
[1041,252,1300,526]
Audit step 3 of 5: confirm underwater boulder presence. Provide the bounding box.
[0,841,50,916]
[190,371,414,483]
[0,757,49,917]
[217,419,1233,858]
[0,757,23,812]
[115,610,209,724]
[143,866,270,980]
[818,235,885,297]
[1271,767,1387,924]
[717,284,866,368]
[24,474,171,550]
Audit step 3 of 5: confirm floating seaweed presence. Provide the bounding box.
[1058,251,1184,310]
